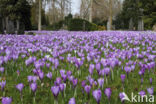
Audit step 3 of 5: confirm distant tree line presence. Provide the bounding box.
[0,0,155,33]
[114,0,156,30]
[0,0,31,33]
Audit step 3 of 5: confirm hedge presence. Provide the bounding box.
[68,18,98,31]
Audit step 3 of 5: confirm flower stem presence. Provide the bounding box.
[54,98,58,104]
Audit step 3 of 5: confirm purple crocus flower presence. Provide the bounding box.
[88,78,94,86]
[94,81,97,86]
[120,74,126,83]
[46,72,52,79]
[124,66,131,74]
[46,63,50,68]
[67,71,72,76]
[84,85,91,94]
[0,80,6,91]
[61,74,67,82]
[2,97,12,104]
[55,77,62,85]
[72,79,78,87]
[119,92,128,102]
[28,76,38,83]
[51,86,60,97]
[59,83,66,92]
[16,70,20,76]
[141,78,143,84]
[95,63,101,71]
[16,83,24,92]
[25,57,34,66]
[68,97,76,104]
[139,91,146,97]
[139,69,145,76]
[32,76,38,82]
[68,75,74,82]
[54,59,59,69]
[104,88,112,100]
[97,78,104,88]
[89,64,94,75]
[104,67,110,76]
[38,71,44,80]
[60,69,65,76]
[81,80,86,88]
[89,68,94,75]
[28,76,33,82]
[30,83,37,92]
[149,78,152,85]
[0,67,4,73]
[92,89,101,104]
[147,87,154,95]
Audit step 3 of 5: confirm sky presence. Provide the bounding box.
[71,0,81,14]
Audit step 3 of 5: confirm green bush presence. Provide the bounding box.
[51,20,65,30]
[68,18,98,31]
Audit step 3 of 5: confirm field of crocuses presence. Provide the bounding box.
[0,31,156,104]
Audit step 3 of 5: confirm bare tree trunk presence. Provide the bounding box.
[109,0,113,30]
[2,18,5,30]
[38,0,42,31]
[16,20,19,31]
[60,0,65,20]
[6,17,9,33]
[89,0,93,22]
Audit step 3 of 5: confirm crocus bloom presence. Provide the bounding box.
[141,78,143,84]
[104,88,112,100]
[72,79,78,87]
[89,68,94,75]
[120,74,126,83]
[51,86,60,97]
[119,92,125,102]
[119,92,129,102]
[97,78,104,88]
[81,80,86,88]
[62,74,67,82]
[139,91,146,97]
[28,76,33,82]
[150,78,152,84]
[147,87,154,95]
[104,68,110,76]
[59,83,66,92]
[32,76,38,82]
[92,89,101,104]
[67,71,72,76]
[46,72,52,79]
[0,67,4,73]
[28,76,38,83]
[89,64,94,75]
[38,72,44,80]
[68,97,76,104]
[2,97,12,104]
[16,83,24,92]
[60,69,65,76]
[16,70,20,76]
[0,80,6,90]
[124,66,131,73]
[84,85,91,94]
[56,77,62,85]
[95,63,101,71]
[30,83,37,92]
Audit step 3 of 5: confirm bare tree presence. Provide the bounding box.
[89,0,93,22]
[38,0,42,30]
[80,0,90,20]
[46,0,71,25]
[38,0,51,30]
